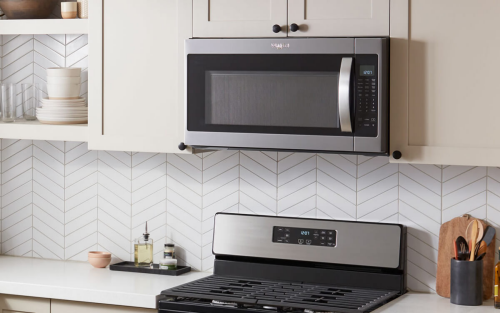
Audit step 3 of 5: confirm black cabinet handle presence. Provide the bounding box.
[392,151,402,160]
[178,142,187,151]
[272,24,281,33]
[290,23,299,32]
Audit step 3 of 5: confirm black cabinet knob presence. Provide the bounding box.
[272,24,281,33]
[290,23,299,32]
[178,142,187,151]
[392,150,402,160]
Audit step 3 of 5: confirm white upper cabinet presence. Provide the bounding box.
[88,0,191,153]
[288,0,389,37]
[193,0,287,37]
[390,0,500,166]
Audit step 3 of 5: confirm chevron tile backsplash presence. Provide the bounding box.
[1,142,499,294]
[0,30,498,295]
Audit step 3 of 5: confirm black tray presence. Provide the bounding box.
[110,261,191,276]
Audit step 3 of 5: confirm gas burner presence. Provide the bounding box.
[211,300,238,307]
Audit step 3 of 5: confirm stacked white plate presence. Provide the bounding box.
[37,97,88,125]
[38,67,88,125]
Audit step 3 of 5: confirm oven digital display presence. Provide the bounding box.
[360,65,375,76]
[273,226,337,247]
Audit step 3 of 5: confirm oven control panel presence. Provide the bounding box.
[273,226,337,247]
[355,55,378,137]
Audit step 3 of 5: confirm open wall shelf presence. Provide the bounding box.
[0,19,88,35]
[0,120,88,142]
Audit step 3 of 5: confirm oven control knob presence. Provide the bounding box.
[290,23,299,32]
[392,150,402,160]
[178,142,187,151]
[272,24,282,33]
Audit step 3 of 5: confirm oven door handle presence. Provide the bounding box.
[338,57,353,133]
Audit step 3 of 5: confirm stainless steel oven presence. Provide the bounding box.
[182,38,388,155]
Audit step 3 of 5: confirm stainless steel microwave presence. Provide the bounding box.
[182,38,388,155]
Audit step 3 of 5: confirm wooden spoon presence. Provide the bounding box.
[465,219,484,244]
[469,220,478,261]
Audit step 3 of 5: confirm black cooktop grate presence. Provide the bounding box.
[162,275,399,313]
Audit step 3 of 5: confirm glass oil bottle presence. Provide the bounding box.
[134,222,153,267]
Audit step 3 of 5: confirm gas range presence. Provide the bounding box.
[159,213,407,313]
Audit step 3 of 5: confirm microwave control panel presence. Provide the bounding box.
[272,226,337,247]
[354,55,379,137]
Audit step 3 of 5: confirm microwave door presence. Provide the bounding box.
[185,39,355,153]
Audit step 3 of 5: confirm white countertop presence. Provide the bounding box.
[373,292,494,312]
[0,256,211,309]
[0,256,496,311]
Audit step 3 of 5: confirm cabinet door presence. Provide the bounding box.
[193,0,287,37]
[288,0,389,37]
[391,0,500,166]
[88,0,191,153]
[0,295,50,313]
[51,300,155,313]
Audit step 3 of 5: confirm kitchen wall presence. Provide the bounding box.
[0,141,499,294]
[0,27,499,295]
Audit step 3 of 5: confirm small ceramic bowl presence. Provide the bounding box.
[88,251,112,268]
[88,257,111,268]
[88,251,111,258]
[47,83,81,99]
[47,76,81,85]
[47,67,81,77]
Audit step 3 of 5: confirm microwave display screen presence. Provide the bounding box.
[360,65,375,76]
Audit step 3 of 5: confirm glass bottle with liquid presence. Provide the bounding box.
[495,247,500,308]
[134,222,153,267]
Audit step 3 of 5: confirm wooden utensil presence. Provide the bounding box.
[454,240,459,259]
[466,220,484,244]
[477,253,487,261]
[469,220,479,261]
[476,241,487,259]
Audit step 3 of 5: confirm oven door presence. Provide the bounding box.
[185,38,355,152]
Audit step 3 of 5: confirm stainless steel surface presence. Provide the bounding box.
[338,57,353,133]
[186,38,355,55]
[185,38,389,154]
[354,38,388,153]
[186,131,354,151]
[212,213,402,269]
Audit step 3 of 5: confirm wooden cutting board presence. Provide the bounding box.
[436,215,496,299]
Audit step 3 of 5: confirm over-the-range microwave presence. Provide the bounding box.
[180,38,388,155]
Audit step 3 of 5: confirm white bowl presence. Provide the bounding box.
[47,83,81,99]
[47,67,81,77]
[47,76,81,85]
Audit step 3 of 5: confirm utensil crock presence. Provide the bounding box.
[450,258,483,306]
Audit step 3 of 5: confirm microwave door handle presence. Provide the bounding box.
[338,57,353,133]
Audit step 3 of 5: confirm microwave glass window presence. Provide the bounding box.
[205,71,339,128]
[359,65,375,76]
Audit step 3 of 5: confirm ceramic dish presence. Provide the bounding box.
[47,76,81,85]
[38,118,88,125]
[42,97,85,103]
[41,104,87,108]
[36,113,88,119]
[47,83,80,99]
[38,116,88,121]
[47,67,81,77]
